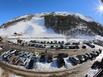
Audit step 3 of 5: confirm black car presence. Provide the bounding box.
[85,53,91,60]
[39,54,46,62]
[57,56,65,68]
[91,61,101,69]
[82,45,86,49]
[57,45,64,49]
[65,42,70,45]
[72,42,80,45]
[39,53,53,63]
[94,51,100,57]
[57,53,68,58]
[99,49,102,54]
[56,53,67,68]
[67,57,79,66]
[85,43,95,48]
[46,54,53,63]
[89,52,97,59]
[26,57,36,69]
[69,45,79,49]
[76,55,87,64]
[2,55,9,62]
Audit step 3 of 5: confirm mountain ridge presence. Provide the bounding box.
[0,12,103,37]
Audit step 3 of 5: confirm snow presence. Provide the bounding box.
[75,13,94,22]
[46,12,94,22]
[9,15,30,22]
[33,59,66,72]
[0,13,66,39]
[38,12,94,22]
[0,12,103,77]
[0,12,99,44]
[0,16,46,36]
[0,12,95,36]
[95,35,103,41]
[85,50,103,77]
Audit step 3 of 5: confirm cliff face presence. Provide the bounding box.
[44,13,103,36]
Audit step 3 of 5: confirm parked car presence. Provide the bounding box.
[76,55,87,64]
[26,57,36,69]
[69,45,79,49]
[46,54,53,63]
[67,57,79,66]
[57,53,68,58]
[57,56,65,68]
[82,45,86,49]
[85,43,95,48]
[39,54,46,63]
[91,61,101,69]
[56,53,68,68]
[85,53,91,60]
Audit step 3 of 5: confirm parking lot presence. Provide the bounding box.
[0,40,103,77]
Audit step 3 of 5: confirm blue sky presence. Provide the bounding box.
[0,0,103,25]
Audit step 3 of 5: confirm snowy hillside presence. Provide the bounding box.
[0,16,47,36]
[0,12,103,41]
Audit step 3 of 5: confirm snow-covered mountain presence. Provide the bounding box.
[0,12,103,40]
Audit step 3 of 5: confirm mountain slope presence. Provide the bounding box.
[44,12,103,36]
[0,12,103,38]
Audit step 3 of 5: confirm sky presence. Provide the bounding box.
[0,0,103,25]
